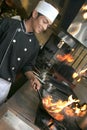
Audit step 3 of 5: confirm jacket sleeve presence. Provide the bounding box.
[0,18,9,38]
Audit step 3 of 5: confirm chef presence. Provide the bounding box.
[0,0,59,104]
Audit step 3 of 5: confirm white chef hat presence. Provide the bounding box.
[35,0,59,23]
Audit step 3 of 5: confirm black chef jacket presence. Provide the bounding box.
[0,18,40,82]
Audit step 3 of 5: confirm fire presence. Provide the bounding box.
[72,72,79,79]
[72,67,87,82]
[56,53,74,63]
[42,95,87,121]
[78,68,87,79]
[72,72,81,82]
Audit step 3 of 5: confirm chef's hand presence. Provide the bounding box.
[30,77,41,91]
[25,71,41,91]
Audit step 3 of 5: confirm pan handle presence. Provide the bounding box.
[37,89,42,101]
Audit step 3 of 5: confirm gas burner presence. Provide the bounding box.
[36,118,66,130]
[41,118,67,130]
[35,77,83,130]
[35,100,81,130]
[35,105,67,130]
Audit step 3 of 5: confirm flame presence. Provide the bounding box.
[42,95,87,121]
[72,72,81,82]
[72,72,79,79]
[56,53,74,62]
[73,104,87,117]
[72,68,87,82]
[76,78,81,82]
[79,68,87,77]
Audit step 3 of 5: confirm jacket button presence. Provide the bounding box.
[29,39,32,42]
[8,78,11,81]
[17,57,21,61]
[13,39,16,43]
[12,67,15,70]
[24,48,27,51]
[17,28,21,32]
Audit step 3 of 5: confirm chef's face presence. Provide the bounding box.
[32,10,52,33]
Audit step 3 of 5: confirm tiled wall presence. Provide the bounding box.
[70,43,87,72]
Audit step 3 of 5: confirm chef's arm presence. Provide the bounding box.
[0,18,9,37]
[25,71,41,91]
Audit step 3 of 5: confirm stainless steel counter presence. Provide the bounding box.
[0,81,40,130]
[0,108,39,130]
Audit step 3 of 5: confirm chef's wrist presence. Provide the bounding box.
[25,71,35,81]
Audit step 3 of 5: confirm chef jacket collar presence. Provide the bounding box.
[21,20,33,35]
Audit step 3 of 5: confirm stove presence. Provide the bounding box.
[35,105,67,130]
[35,79,81,130]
